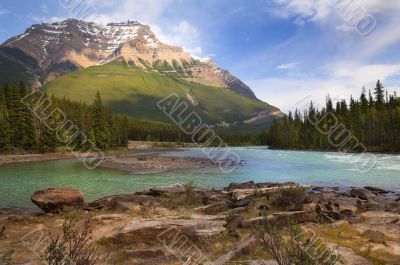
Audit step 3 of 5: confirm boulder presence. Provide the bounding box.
[350,188,376,201]
[31,188,84,213]
[109,219,226,244]
[360,211,400,225]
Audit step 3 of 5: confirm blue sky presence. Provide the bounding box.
[1,0,400,112]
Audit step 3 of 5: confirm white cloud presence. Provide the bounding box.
[0,8,9,16]
[41,4,49,14]
[248,62,400,113]
[86,0,203,55]
[276,62,300,70]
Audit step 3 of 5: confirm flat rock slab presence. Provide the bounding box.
[93,214,129,222]
[31,188,84,213]
[109,219,226,244]
[360,211,400,225]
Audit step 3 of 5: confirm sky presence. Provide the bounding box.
[1,0,400,113]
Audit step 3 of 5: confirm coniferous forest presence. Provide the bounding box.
[0,83,213,153]
[259,80,400,152]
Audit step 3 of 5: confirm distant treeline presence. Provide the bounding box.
[259,80,400,151]
[0,83,255,153]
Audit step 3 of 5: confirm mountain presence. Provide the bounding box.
[0,19,283,126]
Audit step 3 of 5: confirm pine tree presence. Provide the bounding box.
[91,91,110,150]
[18,83,37,149]
[0,108,12,150]
[38,122,57,153]
[374,80,385,108]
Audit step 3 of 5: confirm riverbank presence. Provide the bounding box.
[0,182,399,265]
[0,141,192,166]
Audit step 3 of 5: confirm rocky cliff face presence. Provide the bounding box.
[0,19,256,98]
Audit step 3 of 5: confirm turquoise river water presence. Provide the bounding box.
[0,147,399,208]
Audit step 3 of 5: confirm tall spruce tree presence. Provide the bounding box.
[18,82,37,149]
[91,91,110,150]
[374,80,385,108]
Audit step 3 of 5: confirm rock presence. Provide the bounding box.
[330,197,360,218]
[195,202,230,215]
[227,184,309,201]
[316,204,341,221]
[109,219,226,244]
[304,192,323,203]
[31,188,84,213]
[350,188,376,201]
[360,211,400,225]
[226,215,243,230]
[364,186,389,194]
[271,210,319,224]
[89,194,159,211]
[226,181,256,190]
[232,197,252,208]
[203,193,230,205]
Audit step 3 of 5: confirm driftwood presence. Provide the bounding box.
[224,185,310,201]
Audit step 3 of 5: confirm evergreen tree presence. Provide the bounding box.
[374,80,385,108]
[38,122,57,153]
[91,91,110,150]
[18,82,37,149]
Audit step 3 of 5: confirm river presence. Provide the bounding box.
[0,147,399,208]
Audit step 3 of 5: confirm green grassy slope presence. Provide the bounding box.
[45,60,277,125]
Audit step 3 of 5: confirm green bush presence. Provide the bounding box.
[256,224,342,265]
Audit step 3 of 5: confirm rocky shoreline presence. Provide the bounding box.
[0,182,399,265]
[99,154,224,174]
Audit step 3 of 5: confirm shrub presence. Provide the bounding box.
[43,217,106,265]
[256,224,342,265]
[184,181,200,206]
[271,186,308,211]
[361,230,386,244]
[0,250,14,265]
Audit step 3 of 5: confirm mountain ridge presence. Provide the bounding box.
[0,19,257,98]
[0,19,283,127]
